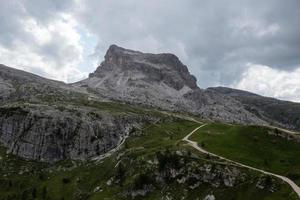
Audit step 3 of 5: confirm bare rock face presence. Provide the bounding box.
[76,45,265,125]
[0,104,154,162]
[91,45,198,90]
[0,77,15,101]
[208,87,300,130]
[0,63,162,163]
[77,45,200,113]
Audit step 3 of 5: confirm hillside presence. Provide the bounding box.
[1,45,300,199]
[74,45,265,125]
[190,122,300,189]
[0,63,165,162]
[208,87,300,130]
[2,45,300,132]
[73,45,300,130]
[0,120,297,200]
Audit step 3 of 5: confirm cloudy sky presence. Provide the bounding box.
[1,0,300,102]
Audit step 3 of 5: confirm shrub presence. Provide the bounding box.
[133,173,153,190]
[156,149,181,171]
[62,178,71,184]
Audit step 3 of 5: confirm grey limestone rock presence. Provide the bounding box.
[75,45,266,126]
[0,104,155,162]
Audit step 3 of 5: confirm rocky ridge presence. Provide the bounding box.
[0,63,162,162]
[208,87,300,130]
[75,45,266,126]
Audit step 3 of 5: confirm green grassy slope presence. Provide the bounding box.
[191,123,300,186]
[0,120,297,200]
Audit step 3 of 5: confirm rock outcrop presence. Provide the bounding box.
[0,104,155,162]
[75,45,265,125]
[208,87,300,130]
[0,63,161,163]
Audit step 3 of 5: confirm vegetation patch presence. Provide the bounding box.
[0,121,297,199]
[191,123,300,186]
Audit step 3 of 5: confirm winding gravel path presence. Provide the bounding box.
[183,124,300,199]
[92,132,129,163]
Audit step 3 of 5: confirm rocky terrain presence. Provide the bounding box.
[74,45,266,125]
[208,87,300,130]
[1,44,300,163]
[0,120,296,200]
[74,45,300,130]
[0,63,161,162]
[0,104,156,162]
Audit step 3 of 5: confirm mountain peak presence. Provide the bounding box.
[90,45,198,90]
[104,44,142,65]
[106,44,141,54]
[104,45,182,67]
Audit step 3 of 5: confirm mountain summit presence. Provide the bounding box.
[75,45,265,125]
[77,45,199,109]
[96,44,198,90]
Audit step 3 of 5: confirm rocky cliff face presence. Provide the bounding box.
[76,45,199,111]
[96,44,198,90]
[0,63,160,162]
[75,45,265,125]
[0,104,156,162]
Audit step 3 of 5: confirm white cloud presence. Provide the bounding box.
[0,6,86,83]
[23,18,52,45]
[234,64,300,102]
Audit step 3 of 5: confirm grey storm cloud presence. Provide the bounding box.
[0,0,300,89]
[75,0,300,87]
